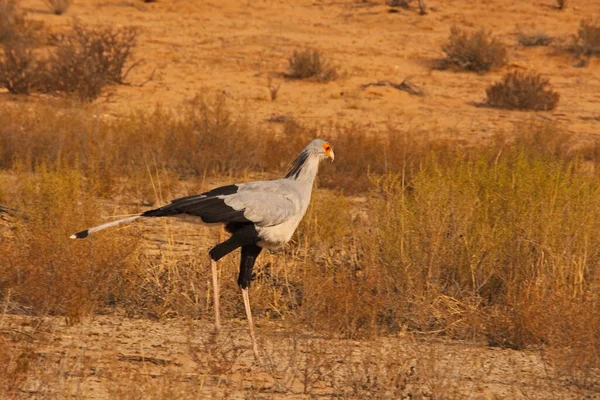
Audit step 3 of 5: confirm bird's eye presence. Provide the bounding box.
[323,144,331,152]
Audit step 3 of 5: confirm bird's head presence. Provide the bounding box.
[308,139,334,162]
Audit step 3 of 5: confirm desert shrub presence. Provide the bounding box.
[578,18,600,56]
[41,23,137,100]
[486,70,559,111]
[0,20,137,100]
[287,49,338,81]
[44,0,72,15]
[518,31,553,47]
[442,27,507,72]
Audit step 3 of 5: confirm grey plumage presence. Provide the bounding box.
[70,138,334,363]
[71,138,334,277]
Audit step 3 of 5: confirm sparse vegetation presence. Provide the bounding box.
[287,49,338,81]
[557,0,567,9]
[442,27,507,72]
[486,70,559,111]
[44,0,73,15]
[577,18,600,56]
[1,96,600,397]
[1,0,600,395]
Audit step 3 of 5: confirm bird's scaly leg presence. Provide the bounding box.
[242,287,261,364]
[211,258,221,333]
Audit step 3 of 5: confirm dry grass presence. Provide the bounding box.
[287,49,339,81]
[442,27,507,72]
[486,70,559,111]
[0,166,140,323]
[0,94,274,185]
[1,99,600,392]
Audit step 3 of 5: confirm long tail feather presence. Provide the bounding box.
[70,215,142,239]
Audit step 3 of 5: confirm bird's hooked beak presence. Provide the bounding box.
[323,143,334,162]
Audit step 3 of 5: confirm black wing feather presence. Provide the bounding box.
[142,184,251,224]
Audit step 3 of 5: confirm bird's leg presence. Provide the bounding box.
[242,287,261,364]
[208,229,259,335]
[210,257,221,333]
[239,244,263,363]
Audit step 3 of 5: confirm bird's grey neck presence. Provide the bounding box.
[284,150,320,184]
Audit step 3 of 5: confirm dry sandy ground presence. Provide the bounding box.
[17,0,600,143]
[1,314,596,399]
[4,0,600,398]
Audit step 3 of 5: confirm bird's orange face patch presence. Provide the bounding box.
[322,143,332,156]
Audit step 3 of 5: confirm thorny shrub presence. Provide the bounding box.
[287,49,338,81]
[0,16,137,100]
[43,23,138,100]
[442,27,507,72]
[486,70,559,111]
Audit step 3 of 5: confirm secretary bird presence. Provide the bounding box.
[70,139,334,362]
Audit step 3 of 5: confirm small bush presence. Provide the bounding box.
[486,70,559,111]
[287,49,338,81]
[518,31,553,47]
[442,27,507,72]
[44,0,72,15]
[578,18,600,56]
[40,23,137,100]
[0,21,137,101]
